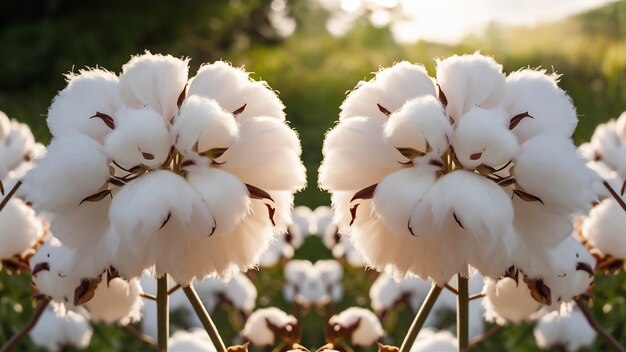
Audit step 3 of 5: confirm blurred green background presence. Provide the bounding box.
[1,0,625,350]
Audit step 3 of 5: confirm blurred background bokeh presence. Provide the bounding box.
[1,0,625,350]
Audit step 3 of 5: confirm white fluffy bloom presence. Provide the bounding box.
[319,53,596,304]
[170,329,217,352]
[312,206,365,267]
[30,303,93,352]
[83,277,143,325]
[259,206,311,267]
[194,272,257,314]
[242,307,298,347]
[22,52,306,286]
[534,306,596,351]
[411,328,457,352]
[328,307,384,347]
[582,198,626,259]
[584,112,626,178]
[0,111,39,180]
[283,259,343,306]
[370,272,430,313]
[482,277,541,325]
[0,198,43,260]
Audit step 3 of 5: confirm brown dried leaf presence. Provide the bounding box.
[159,212,172,229]
[523,277,552,305]
[350,184,377,202]
[74,277,103,306]
[497,178,516,188]
[436,84,448,108]
[108,177,126,187]
[79,189,112,205]
[349,204,359,226]
[512,189,544,204]
[452,212,464,229]
[232,104,247,116]
[32,262,50,276]
[200,147,228,160]
[0,179,3,195]
[621,179,626,196]
[509,111,533,130]
[470,152,482,160]
[377,104,391,116]
[378,344,400,352]
[177,84,188,109]
[576,262,594,276]
[396,147,426,160]
[246,184,274,202]
[265,204,276,226]
[141,152,155,160]
[90,112,115,129]
[227,342,250,352]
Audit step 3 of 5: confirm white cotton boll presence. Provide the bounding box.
[30,238,82,303]
[589,122,626,176]
[290,205,313,243]
[297,271,330,306]
[577,142,596,162]
[0,110,10,139]
[84,278,143,325]
[312,206,333,236]
[172,95,239,155]
[188,61,285,120]
[582,198,626,259]
[534,307,596,351]
[514,134,597,216]
[411,328,457,352]
[216,116,305,192]
[0,121,35,178]
[223,273,257,313]
[259,237,290,267]
[340,61,436,120]
[482,277,540,325]
[320,116,404,191]
[451,107,519,169]
[334,237,366,267]
[170,329,217,352]
[503,69,577,143]
[119,52,189,121]
[284,260,313,283]
[370,272,402,313]
[329,307,384,347]
[104,107,171,169]
[317,259,343,285]
[0,198,42,259]
[30,303,93,352]
[616,111,626,140]
[373,168,436,236]
[384,95,452,157]
[22,134,110,213]
[242,307,297,347]
[435,53,506,121]
[47,68,121,142]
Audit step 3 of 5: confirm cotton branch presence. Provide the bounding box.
[575,298,625,352]
[0,180,22,213]
[0,298,50,352]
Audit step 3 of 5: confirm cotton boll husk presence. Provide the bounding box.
[340,62,436,120]
[84,278,143,325]
[482,277,540,325]
[104,107,171,169]
[534,306,596,351]
[170,329,217,352]
[503,69,577,143]
[0,121,35,178]
[411,328,457,352]
[384,95,452,157]
[320,116,405,191]
[0,198,42,259]
[172,96,239,155]
[582,198,626,258]
[452,107,519,169]
[435,53,506,121]
[188,61,285,120]
[514,134,597,216]
[47,68,121,142]
[242,307,296,347]
[119,52,188,121]
[373,168,436,236]
[30,303,93,352]
[215,116,305,192]
[22,134,110,213]
[330,307,384,347]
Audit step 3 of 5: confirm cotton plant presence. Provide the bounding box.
[369,271,431,317]
[241,307,303,350]
[319,53,600,350]
[533,305,596,352]
[29,303,93,352]
[259,206,312,267]
[320,307,384,350]
[283,259,343,308]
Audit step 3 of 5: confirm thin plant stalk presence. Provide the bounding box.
[603,180,626,213]
[0,180,22,213]
[457,275,470,352]
[575,298,625,352]
[0,298,50,352]
[157,275,169,352]
[183,284,227,352]
[399,283,444,352]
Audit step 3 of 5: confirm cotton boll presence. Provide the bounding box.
[188,61,285,120]
[119,52,189,121]
[223,273,257,313]
[582,198,626,259]
[0,120,35,178]
[49,196,112,250]
[370,273,402,313]
[577,142,596,162]
[589,122,626,176]
[329,307,384,347]
[290,205,313,244]
[0,110,10,139]
[30,303,93,352]
[47,69,121,142]
[373,168,436,236]
[172,96,239,155]
[451,107,519,169]
[84,278,143,325]
[22,134,110,213]
[616,111,626,140]
[0,198,42,259]
[503,69,577,143]
[242,307,297,347]
[534,307,596,351]
[435,53,506,121]
[104,107,171,170]
[170,329,217,352]
[312,206,333,236]
[317,260,343,286]
[341,62,436,120]
[216,116,305,192]
[482,277,540,325]
[259,237,291,267]
[411,328,457,352]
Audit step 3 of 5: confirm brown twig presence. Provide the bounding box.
[575,298,625,352]
[167,284,181,295]
[603,180,626,213]
[0,181,22,213]
[469,293,486,301]
[444,283,459,295]
[126,325,157,348]
[0,298,50,352]
[469,325,501,347]
[140,292,157,301]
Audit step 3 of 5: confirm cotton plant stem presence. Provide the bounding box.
[603,180,626,213]
[457,275,470,352]
[399,283,444,352]
[183,284,227,352]
[0,298,50,352]
[468,292,485,301]
[0,180,21,213]
[167,284,181,295]
[157,275,169,352]
[125,325,157,348]
[575,298,625,352]
[469,325,500,347]
[444,283,459,295]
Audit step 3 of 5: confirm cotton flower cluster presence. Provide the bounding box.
[259,206,311,267]
[242,307,299,347]
[326,307,384,347]
[22,52,306,311]
[319,53,597,306]
[369,271,430,315]
[29,303,93,352]
[283,259,343,307]
[533,305,596,351]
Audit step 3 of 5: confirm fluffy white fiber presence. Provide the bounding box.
[482,277,540,325]
[84,278,143,325]
[411,328,457,352]
[582,198,626,259]
[283,259,343,306]
[0,198,43,259]
[329,307,384,347]
[242,307,297,347]
[169,329,217,352]
[30,303,93,352]
[534,306,596,351]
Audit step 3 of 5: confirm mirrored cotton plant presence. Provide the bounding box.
[283,259,343,309]
[319,53,602,351]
